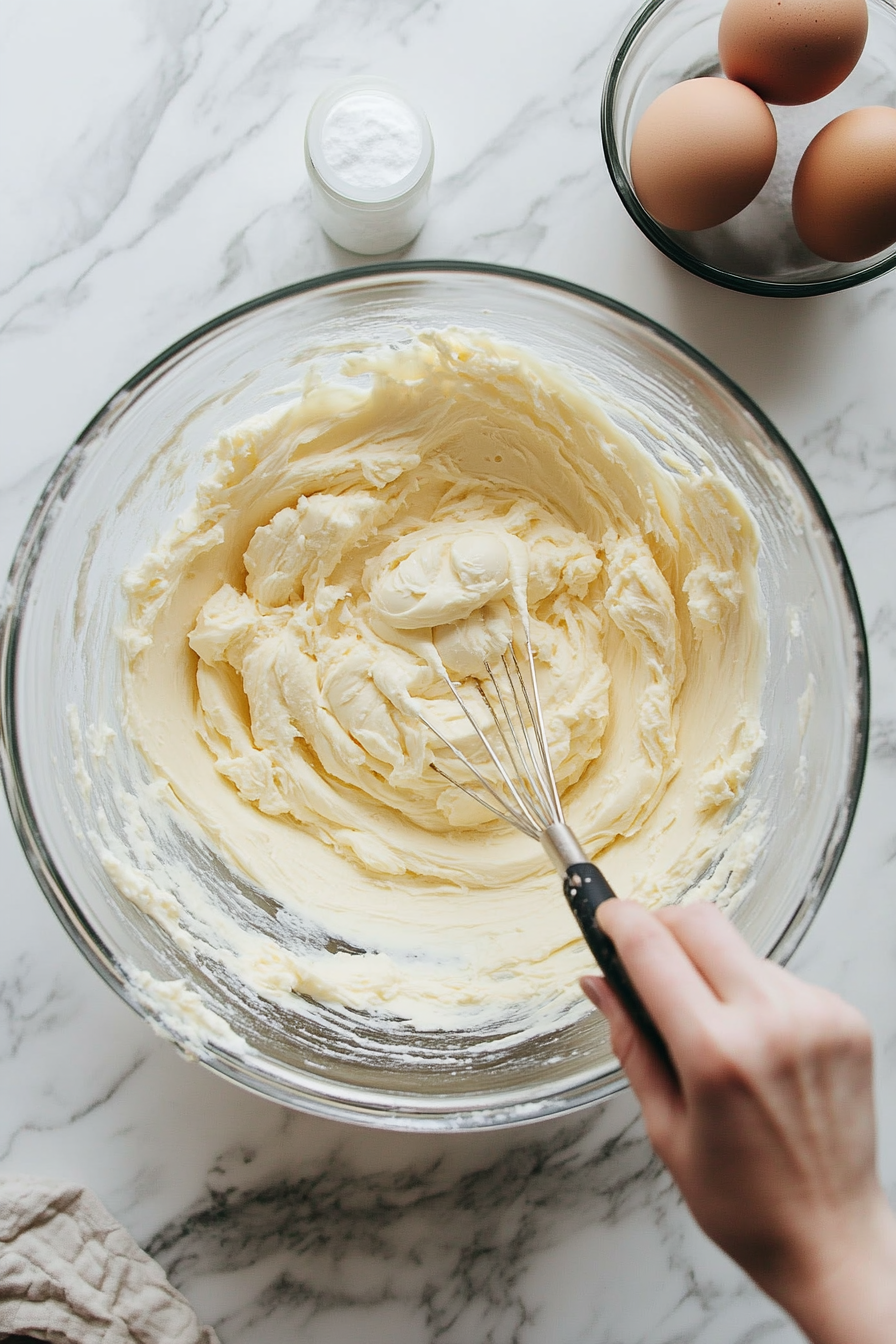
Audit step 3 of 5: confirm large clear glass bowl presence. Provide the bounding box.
[603,0,896,296]
[0,263,868,1130]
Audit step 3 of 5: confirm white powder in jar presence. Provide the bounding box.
[320,92,423,190]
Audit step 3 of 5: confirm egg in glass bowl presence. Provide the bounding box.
[603,0,896,295]
[0,264,868,1129]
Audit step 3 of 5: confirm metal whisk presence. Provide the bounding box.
[419,633,670,1068]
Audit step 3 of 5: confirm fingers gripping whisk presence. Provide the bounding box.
[417,638,564,840]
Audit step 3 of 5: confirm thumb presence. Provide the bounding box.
[581,975,681,1145]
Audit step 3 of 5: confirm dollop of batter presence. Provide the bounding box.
[121,331,765,1031]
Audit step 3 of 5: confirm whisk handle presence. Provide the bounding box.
[563,863,674,1076]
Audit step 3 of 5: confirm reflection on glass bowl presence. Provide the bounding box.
[0,263,868,1130]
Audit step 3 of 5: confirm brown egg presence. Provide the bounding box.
[630,78,777,231]
[792,106,896,261]
[719,0,868,105]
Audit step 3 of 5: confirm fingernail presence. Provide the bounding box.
[595,897,618,931]
[580,975,608,1011]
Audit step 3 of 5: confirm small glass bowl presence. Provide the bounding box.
[0,264,869,1130]
[602,0,896,296]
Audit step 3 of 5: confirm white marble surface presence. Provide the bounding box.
[1,1,895,1340]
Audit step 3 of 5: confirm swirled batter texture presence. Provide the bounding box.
[122,332,765,1030]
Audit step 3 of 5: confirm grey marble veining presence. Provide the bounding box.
[149,1116,663,1342]
[1,0,894,1340]
[143,1108,785,1344]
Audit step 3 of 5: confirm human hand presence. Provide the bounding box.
[581,900,896,1344]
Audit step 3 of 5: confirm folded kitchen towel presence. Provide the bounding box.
[0,1177,218,1344]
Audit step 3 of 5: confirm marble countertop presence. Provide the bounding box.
[2,1,895,1340]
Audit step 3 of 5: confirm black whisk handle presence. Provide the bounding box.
[563,863,674,1076]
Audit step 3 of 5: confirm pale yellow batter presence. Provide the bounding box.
[121,330,766,1032]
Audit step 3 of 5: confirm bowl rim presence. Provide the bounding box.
[0,260,871,1129]
[601,0,896,297]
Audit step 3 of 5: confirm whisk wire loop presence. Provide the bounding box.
[442,673,546,833]
[417,633,673,1074]
[429,762,541,838]
[520,641,564,821]
[476,671,552,831]
[494,652,557,823]
[416,709,541,836]
[420,635,563,835]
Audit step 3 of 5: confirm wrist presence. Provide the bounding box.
[778,1192,896,1344]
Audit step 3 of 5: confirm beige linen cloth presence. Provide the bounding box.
[0,1178,219,1344]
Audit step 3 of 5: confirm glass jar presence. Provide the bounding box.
[305,78,434,254]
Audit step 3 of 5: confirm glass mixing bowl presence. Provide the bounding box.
[0,263,868,1130]
[603,0,896,296]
